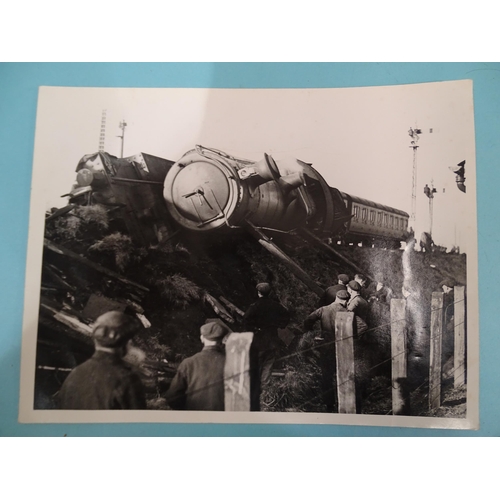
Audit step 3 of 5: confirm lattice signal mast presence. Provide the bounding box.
[98,109,107,153]
[408,126,433,229]
[408,127,421,227]
[424,181,437,236]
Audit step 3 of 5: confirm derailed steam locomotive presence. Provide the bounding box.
[66,145,409,248]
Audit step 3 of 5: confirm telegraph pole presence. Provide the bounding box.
[118,120,127,158]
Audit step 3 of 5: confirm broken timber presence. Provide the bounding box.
[40,301,93,337]
[44,238,149,293]
[45,204,77,222]
[204,293,235,324]
[44,263,76,291]
[219,296,245,317]
[245,221,324,298]
[298,228,375,282]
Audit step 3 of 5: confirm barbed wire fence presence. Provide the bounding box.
[149,291,467,415]
[42,292,467,415]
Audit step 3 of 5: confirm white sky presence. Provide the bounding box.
[33,82,476,252]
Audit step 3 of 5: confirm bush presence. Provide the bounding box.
[155,274,202,309]
[74,205,109,229]
[89,232,146,271]
[46,205,109,240]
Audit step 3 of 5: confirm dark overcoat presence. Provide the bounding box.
[58,351,147,410]
[166,346,226,411]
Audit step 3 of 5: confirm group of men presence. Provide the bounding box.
[57,282,290,412]
[57,273,394,412]
[308,273,369,337]
[302,273,393,410]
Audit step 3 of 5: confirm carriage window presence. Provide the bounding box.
[377,212,383,226]
[362,208,368,222]
[390,215,394,228]
[353,206,359,220]
[370,210,375,225]
[384,214,388,227]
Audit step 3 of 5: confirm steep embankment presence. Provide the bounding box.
[41,207,467,415]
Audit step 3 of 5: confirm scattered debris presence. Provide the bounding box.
[219,296,245,317]
[204,293,235,324]
[44,238,150,292]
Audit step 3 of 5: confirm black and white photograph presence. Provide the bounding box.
[19,81,479,428]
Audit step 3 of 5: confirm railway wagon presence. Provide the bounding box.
[340,192,410,248]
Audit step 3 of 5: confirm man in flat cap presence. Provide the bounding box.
[243,283,290,409]
[321,273,350,306]
[166,321,230,411]
[354,273,369,300]
[347,280,369,335]
[303,289,350,411]
[58,311,146,410]
[304,289,350,337]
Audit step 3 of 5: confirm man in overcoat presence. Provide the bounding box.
[347,280,369,335]
[58,311,147,410]
[166,321,230,411]
[243,282,290,410]
[303,289,350,412]
[321,273,350,306]
[304,289,349,337]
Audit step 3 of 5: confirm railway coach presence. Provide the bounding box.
[340,192,409,248]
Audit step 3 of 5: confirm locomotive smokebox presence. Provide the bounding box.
[163,145,316,233]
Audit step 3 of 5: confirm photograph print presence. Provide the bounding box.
[19,81,479,428]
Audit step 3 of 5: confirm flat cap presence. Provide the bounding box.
[92,311,141,348]
[336,290,350,300]
[338,274,349,284]
[256,282,272,296]
[200,321,230,341]
[348,280,361,291]
[204,318,233,333]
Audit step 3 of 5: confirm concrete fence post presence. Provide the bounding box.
[335,312,356,414]
[429,292,444,409]
[224,332,253,411]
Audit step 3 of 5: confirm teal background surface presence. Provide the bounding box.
[1,62,498,436]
